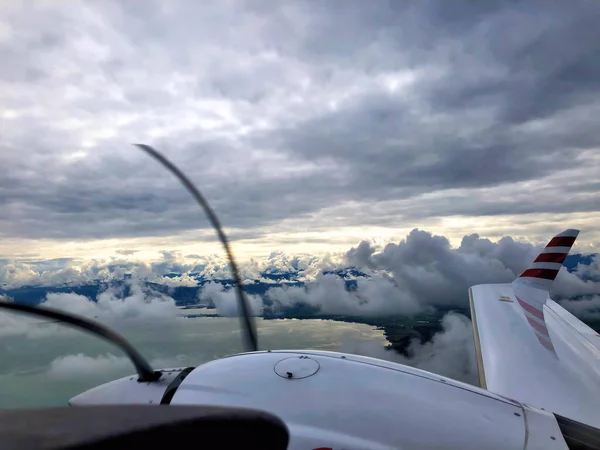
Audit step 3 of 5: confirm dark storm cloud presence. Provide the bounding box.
[268,92,587,197]
[267,0,600,201]
[0,0,599,242]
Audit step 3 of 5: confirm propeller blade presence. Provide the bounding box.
[134,144,258,352]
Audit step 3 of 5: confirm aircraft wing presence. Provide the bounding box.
[469,229,600,429]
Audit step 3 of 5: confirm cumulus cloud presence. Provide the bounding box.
[2,229,600,320]
[156,275,199,287]
[342,229,600,312]
[47,353,133,378]
[0,258,128,288]
[553,267,600,299]
[0,252,199,288]
[0,302,55,339]
[572,256,600,282]
[199,282,263,316]
[47,353,187,379]
[0,248,338,288]
[45,280,178,323]
[340,312,478,385]
[560,296,600,319]
[186,229,600,319]
[0,279,179,338]
[266,273,424,316]
[402,313,477,384]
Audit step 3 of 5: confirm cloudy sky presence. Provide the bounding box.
[1,0,600,266]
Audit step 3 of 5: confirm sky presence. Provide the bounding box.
[1,0,600,267]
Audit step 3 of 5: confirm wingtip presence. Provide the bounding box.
[511,229,582,352]
[555,229,580,238]
[514,228,581,290]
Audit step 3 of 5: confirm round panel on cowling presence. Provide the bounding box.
[274,356,320,379]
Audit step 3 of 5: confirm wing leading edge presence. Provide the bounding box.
[469,229,600,429]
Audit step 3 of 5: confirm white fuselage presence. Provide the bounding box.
[70,350,569,449]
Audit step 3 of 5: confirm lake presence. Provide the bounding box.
[0,315,392,409]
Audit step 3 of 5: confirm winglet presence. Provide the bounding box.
[512,229,579,354]
[514,229,580,291]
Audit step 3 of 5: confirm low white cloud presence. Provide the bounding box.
[155,275,199,287]
[344,230,529,310]
[0,309,57,339]
[560,295,600,319]
[43,280,179,323]
[3,230,600,321]
[47,353,132,378]
[553,256,600,317]
[553,269,600,298]
[340,312,478,385]
[199,282,263,316]
[266,273,424,316]
[0,248,343,289]
[0,262,41,288]
[46,353,188,379]
[0,258,135,289]
[572,255,600,282]
[343,230,600,313]
[402,313,477,384]
[0,279,179,338]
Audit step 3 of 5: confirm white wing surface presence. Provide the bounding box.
[470,229,600,428]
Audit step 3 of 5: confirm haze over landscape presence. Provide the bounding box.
[1,0,600,407]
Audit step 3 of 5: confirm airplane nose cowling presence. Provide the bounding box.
[69,367,192,406]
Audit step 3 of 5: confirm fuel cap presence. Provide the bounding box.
[274,356,320,379]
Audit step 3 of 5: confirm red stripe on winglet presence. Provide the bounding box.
[520,268,559,280]
[517,297,545,321]
[547,236,576,247]
[526,316,550,337]
[534,253,567,264]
